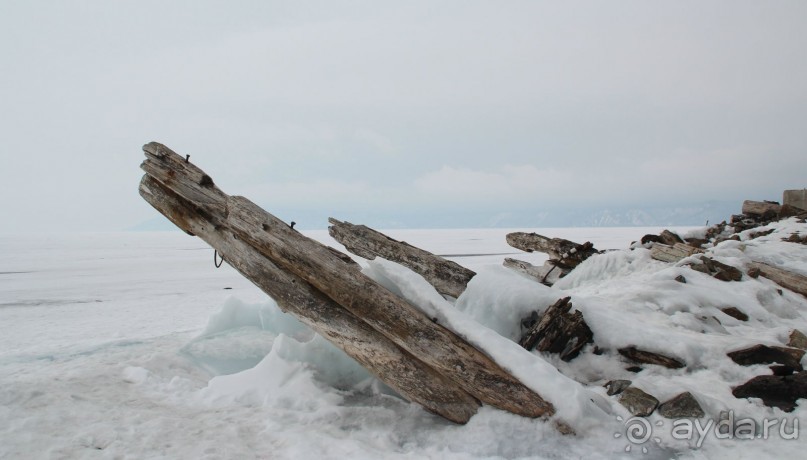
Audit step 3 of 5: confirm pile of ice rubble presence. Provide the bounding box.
[183,216,807,458]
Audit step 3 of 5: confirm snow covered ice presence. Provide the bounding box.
[1,223,806,459]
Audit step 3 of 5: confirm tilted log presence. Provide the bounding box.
[742,200,781,218]
[641,230,685,246]
[327,218,476,298]
[747,261,807,297]
[506,232,598,269]
[617,346,686,369]
[519,297,593,361]
[140,175,479,423]
[650,243,702,263]
[140,142,555,420]
[733,372,807,412]
[503,258,564,286]
[727,344,804,372]
[779,204,807,219]
[687,256,743,282]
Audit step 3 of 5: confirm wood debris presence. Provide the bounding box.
[519,297,594,361]
[327,218,476,298]
[139,142,555,424]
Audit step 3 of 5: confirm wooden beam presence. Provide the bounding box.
[748,261,807,297]
[140,142,555,420]
[519,297,593,361]
[503,258,564,286]
[742,200,781,217]
[327,218,476,298]
[140,175,480,423]
[650,243,702,263]
[506,232,598,269]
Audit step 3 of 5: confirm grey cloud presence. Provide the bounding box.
[0,1,805,232]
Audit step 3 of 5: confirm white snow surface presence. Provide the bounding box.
[1,223,806,459]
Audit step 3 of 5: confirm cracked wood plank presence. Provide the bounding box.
[140,175,480,423]
[328,218,476,298]
[139,142,556,421]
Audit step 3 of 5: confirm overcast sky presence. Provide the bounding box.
[1,1,805,232]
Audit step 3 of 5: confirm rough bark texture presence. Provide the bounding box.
[732,372,807,412]
[747,261,807,297]
[327,218,475,298]
[618,346,686,369]
[783,189,807,210]
[140,175,479,423]
[503,258,565,286]
[519,297,593,361]
[779,204,807,219]
[687,256,743,282]
[506,233,598,269]
[742,200,781,218]
[650,243,702,263]
[727,344,805,372]
[139,142,555,422]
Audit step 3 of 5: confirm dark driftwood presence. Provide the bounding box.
[748,261,807,297]
[506,233,598,269]
[779,204,807,219]
[687,256,743,282]
[327,218,475,298]
[733,372,807,412]
[727,344,805,372]
[139,142,555,421]
[643,230,685,247]
[618,346,686,369]
[519,297,593,361]
[720,307,749,322]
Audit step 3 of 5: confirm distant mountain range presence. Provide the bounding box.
[550,201,738,228]
[130,201,740,231]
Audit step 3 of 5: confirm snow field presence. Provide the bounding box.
[1,223,806,459]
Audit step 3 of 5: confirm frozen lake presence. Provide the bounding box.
[0,227,675,359]
[3,224,804,460]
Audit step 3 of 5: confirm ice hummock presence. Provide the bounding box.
[1,223,806,459]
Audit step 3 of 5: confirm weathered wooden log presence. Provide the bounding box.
[727,344,804,372]
[687,256,743,282]
[783,233,807,245]
[742,200,781,218]
[784,189,807,209]
[650,243,702,263]
[506,232,598,269]
[733,372,807,412]
[519,297,593,361]
[140,175,479,423]
[618,346,686,369]
[503,258,565,286]
[652,229,686,246]
[779,204,807,219]
[327,218,475,298]
[641,231,685,246]
[747,261,807,297]
[140,142,555,420]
